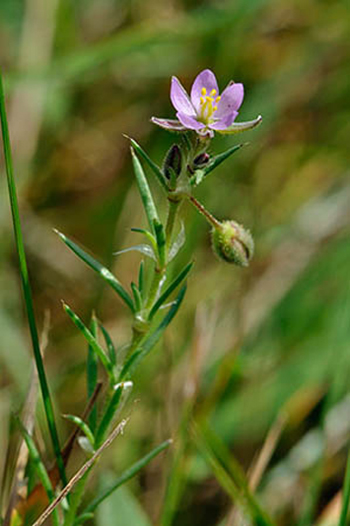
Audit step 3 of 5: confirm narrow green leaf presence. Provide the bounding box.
[63,414,95,447]
[202,143,245,178]
[0,72,67,488]
[55,230,134,312]
[99,322,117,366]
[130,228,158,253]
[63,302,113,377]
[114,244,156,261]
[120,285,186,379]
[17,419,60,526]
[81,439,172,515]
[131,282,143,312]
[138,261,145,299]
[87,315,98,432]
[95,382,132,448]
[127,137,168,192]
[131,148,159,234]
[149,262,193,320]
[154,221,166,268]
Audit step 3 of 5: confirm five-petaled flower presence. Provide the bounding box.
[152,69,262,137]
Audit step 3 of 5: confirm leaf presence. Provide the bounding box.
[168,222,185,262]
[81,439,172,516]
[126,136,168,192]
[63,415,94,448]
[87,315,98,432]
[114,244,156,261]
[154,221,166,267]
[149,262,193,320]
[217,115,262,135]
[55,230,134,312]
[130,228,158,253]
[131,282,143,312]
[94,382,132,448]
[130,148,159,235]
[63,303,113,378]
[138,261,145,299]
[120,285,187,379]
[202,143,245,178]
[99,322,117,366]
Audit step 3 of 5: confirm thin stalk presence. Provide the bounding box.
[188,195,221,228]
[0,72,67,486]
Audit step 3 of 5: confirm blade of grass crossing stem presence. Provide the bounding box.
[339,448,350,526]
[54,230,134,313]
[120,285,186,379]
[149,262,193,320]
[81,439,172,516]
[87,315,98,432]
[191,423,274,526]
[63,303,114,378]
[17,420,60,526]
[0,72,67,487]
[131,148,160,235]
[127,137,168,192]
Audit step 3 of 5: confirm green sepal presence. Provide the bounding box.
[202,143,245,178]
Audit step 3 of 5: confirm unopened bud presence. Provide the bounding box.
[211,220,254,267]
[163,144,182,180]
[193,152,210,167]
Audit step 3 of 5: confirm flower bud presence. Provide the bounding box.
[211,220,254,267]
[193,152,210,167]
[163,144,182,180]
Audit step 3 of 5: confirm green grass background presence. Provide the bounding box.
[1,0,350,524]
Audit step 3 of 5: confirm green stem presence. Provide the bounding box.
[188,195,221,229]
[0,72,67,487]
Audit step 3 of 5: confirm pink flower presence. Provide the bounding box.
[152,69,261,137]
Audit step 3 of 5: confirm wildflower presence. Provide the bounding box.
[152,69,261,137]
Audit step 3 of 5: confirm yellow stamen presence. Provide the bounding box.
[200,97,204,104]
[206,96,214,102]
[201,87,207,96]
[210,89,217,96]
[216,96,221,102]
[213,106,218,111]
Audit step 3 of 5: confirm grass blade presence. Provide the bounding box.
[82,439,172,515]
[55,229,134,312]
[99,322,117,366]
[0,72,67,487]
[17,420,59,526]
[127,136,168,192]
[131,147,160,235]
[149,262,193,320]
[120,285,186,379]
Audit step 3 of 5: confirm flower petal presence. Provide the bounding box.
[190,69,219,113]
[176,111,205,131]
[210,111,238,130]
[151,117,188,132]
[170,76,195,116]
[215,82,244,119]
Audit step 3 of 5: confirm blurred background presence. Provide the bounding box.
[1,0,350,525]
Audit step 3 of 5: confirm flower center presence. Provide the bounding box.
[199,87,221,124]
